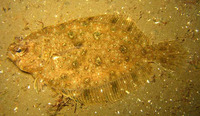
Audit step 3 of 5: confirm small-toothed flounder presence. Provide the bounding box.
[7,14,188,104]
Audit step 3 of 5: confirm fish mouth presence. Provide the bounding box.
[7,42,19,63]
[7,50,17,62]
[7,48,23,71]
[7,50,26,72]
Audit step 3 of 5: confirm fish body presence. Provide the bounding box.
[7,14,188,104]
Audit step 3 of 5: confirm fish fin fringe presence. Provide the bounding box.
[60,73,141,104]
[152,40,190,71]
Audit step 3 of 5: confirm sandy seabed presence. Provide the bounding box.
[0,0,200,116]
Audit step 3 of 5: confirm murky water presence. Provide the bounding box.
[0,0,200,116]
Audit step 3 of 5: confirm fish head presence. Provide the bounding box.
[7,38,43,73]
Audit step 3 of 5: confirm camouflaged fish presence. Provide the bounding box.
[7,14,188,104]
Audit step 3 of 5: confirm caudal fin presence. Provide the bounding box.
[151,40,189,71]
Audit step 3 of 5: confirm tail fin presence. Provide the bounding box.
[151,40,189,71]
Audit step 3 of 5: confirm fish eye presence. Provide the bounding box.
[16,48,22,53]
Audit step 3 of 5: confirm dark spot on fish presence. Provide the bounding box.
[74,42,83,48]
[53,81,60,86]
[81,49,87,56]
[81,21,89,26]
[125,56,130,62]
[110,59,115,63]
[72,60,79,68]
[61,89,68,95]
[60,73,68,79]
[59,23,66,30]
[109,71,116,80]
[159,46,167,51]
[68,31,74,39]
[141,48,148,55]
[111,17,118,24]
[48,79,53,85]
[93,32,101,40]
[84,78,90,84]
[127,25,133,31]
[111,27,116,32]
[131,72,138,82]
[95,56,102,66]
[111,81,119,94]
[136,32,142,39]
[88,17,94,21]
[168,54,176,59]
[159,57,167,63]
[110,70,116,77]
[83,89,90,100]
[119,45,128,54]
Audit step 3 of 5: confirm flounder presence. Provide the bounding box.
[7,14,188,104]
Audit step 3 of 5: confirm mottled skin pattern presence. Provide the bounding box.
[7,15,187,104]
